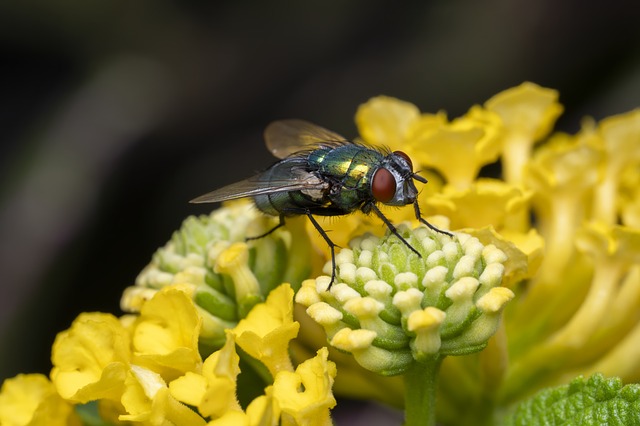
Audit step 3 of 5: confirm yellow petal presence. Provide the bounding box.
[414,125,487,188]
[168,372,208,408]
[120,371,206,426]
[245,387,280,426]
[485,81,563,142]
[597,108,640,170]
[356,96,420,150]
[592,109,640,223]
[486,82,563,183]
[50,312,130,402]
[232,284,299,376]
[207,411,251,426]
[272,348,336,426]
[425,179,531,231]
[132,286,202,380]
[170,333,242,418]
[0,374,80,426]
[409,107,503,189]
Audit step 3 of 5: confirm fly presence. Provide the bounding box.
[191,119,453,289]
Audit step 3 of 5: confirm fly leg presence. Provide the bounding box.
[369,203,423,257]
[246,214,286,240]
[413,201,454,237]
[305,212,338,290]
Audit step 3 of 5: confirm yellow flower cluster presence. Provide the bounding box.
[0,284,336,426]
[349,83,640,423]
[121,201,314,349]
[2,82,639,426]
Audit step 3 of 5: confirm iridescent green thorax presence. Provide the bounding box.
[307,144,385,209]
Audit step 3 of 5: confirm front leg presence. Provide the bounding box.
[413,201,454,237]
[369,203,422,257]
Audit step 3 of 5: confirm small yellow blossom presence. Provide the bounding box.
[131,286,203,381]
[119,366,206,426]
[407,106,504,189]
[355,95,421,151]
[272,347,337,426]
[0,374,79,426]
[591,109,640,224]
[425,179,531,231]
[486,81,564,183]
[231,284,300,376]
[170,332,242,419]
[50,312,131,403]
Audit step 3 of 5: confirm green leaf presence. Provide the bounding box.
[501,373,640,426]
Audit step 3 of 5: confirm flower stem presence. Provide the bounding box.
[404,356,443,426]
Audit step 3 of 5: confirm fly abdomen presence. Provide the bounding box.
[252,158,328,217]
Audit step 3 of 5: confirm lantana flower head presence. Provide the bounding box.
[297,224,515,375]
[121,200,314,348]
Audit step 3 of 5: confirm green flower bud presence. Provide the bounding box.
[296,224,514,375]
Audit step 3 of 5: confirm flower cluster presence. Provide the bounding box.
[2,82,639,426]
[296,226,514,375]
[0,284,336,425]
[121,201,314,348]
[349,83,640,424]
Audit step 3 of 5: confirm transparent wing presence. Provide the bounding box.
[264,119,348,159]
[190,171,327,203]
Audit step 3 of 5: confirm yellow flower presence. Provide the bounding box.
[486,81,563,183]
[521,132,603,293]
[425,179,531,232]
[131,286,203,381]
[0,374,79,426]
[591,109,640,224]
[124,201,315,349]
[356,95,503,190]
[231,283,300,376]
[272,347,337,426]
[169,312,336,425]
[50,312,130,403]
[169,332,242,419]
[120,366,206,425]
[407,106,504,189]
[500,223,640,402]
[355,95,421,151]
[50,287,207,424]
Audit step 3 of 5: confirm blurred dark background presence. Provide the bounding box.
[0,0,638,411]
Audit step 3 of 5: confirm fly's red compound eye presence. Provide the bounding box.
[372,168,396,203]
[393,150,413,171]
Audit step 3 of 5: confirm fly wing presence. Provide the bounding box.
[190,169,328,203]
[264,119,348,159]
